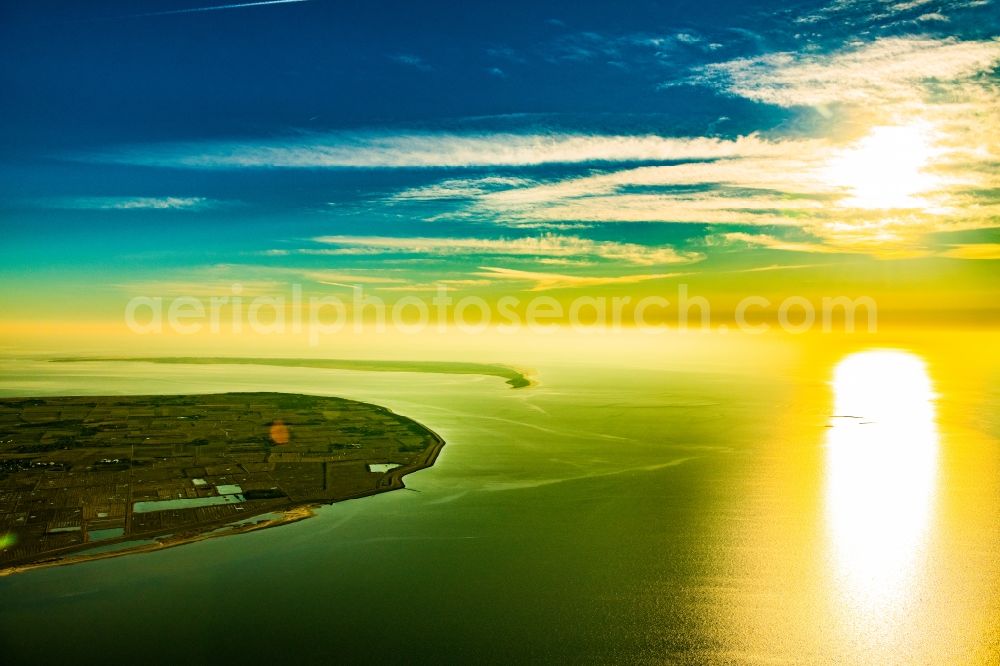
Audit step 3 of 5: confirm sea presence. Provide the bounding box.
[0,329,997,664]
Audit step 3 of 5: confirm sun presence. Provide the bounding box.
[821,121,945,210]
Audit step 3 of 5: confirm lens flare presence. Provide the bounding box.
[269,419,290,445]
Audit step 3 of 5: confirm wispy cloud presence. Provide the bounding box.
[939,242,1000,259]
[82,132,800,169]
[43,196,219,210]
[792,0,991,28]
[727,263,826,273]
[66,32,1000,265]
[379,120,997,257]
[300,271,408,287]
[373,278,495,293]
[461,157,834,226]
[301,233,702,266]
[116,278,285,297]
[711,230,940,259]
[391,176,534,200]
[690,36,1000,109]
[542,29,721,65]
[128,0,310,19]
[388,54,432,71]
[712,232,847,255]
[475,266,689,291]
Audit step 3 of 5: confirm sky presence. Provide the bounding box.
[1,0,998,331]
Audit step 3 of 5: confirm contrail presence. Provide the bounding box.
[132,0,311,18]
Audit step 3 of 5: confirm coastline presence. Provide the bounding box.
[50,356,535,389]
[0,394,447,576]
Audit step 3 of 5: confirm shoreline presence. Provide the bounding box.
[0,393,447,576]
[49,356,535,389]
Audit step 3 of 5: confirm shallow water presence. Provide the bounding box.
[0,333,998,663]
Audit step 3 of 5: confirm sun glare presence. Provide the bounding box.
[822,121,944,210]
[825,350,939,621]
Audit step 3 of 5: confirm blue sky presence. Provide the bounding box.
[1,0,998,318]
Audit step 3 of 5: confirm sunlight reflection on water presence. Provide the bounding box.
[825,350,938,626]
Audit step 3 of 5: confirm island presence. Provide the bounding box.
[52,357,534,388]
[0,392,444,574]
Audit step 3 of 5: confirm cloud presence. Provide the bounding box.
[644,35,998,256]
[391,176,534,200]
[713,232,845,254]
[541,29,720,66]
[126,0,310,18]
[116,250,696,296]
[44,196,218,210]
[791,0,989,27]
[303,233,702,266]
[475,266,689,291]
[361,278,498,293]
[368,120,996,258]
[485,46,527,64]
[409,148,840,228]
[300,271,408,287]
[691,36,1000,109]
[67,32,999,264]
[728,263,826,273]
[116,279,285,297]
[82,132,802,169]
[462,157,836,226]
[939,242,1000,259]
[388,54,432,71]
[712,230,936,259]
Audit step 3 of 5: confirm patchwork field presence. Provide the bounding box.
[0,392,444,571]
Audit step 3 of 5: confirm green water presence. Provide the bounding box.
[0,340,997,663]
